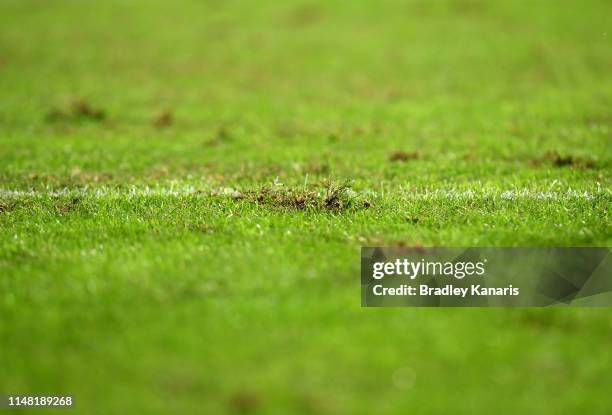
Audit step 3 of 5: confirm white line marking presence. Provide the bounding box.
[0,187,608,200]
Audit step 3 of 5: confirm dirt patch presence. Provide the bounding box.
[517,310,579,333]
[274,121,378,142]
[389,151,420,162]
[583,114,612,127]
[244,181,368,212]
[57,197,81,214]
[305,161,330,175]
[158,368,204,398]
[294,393,337,414]
[406,215,423,224]
[186,223,215,234]
[0,201,16,213]
[228,391,261,413]
[205,125,233,146]
[322,181,352,210]
[391,241,425,250]
[153,110,173,128]
[286,4,322,27]
[69,167,113,184]
[463,152,478,161]
[216,126,232,141]
[531,151,597,169]
[253,186,318,210]
[46,100,106,123]
[357,235,425,248]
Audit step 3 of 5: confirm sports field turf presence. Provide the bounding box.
[0,0,611,413]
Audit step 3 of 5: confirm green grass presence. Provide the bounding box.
[0,0,611,413]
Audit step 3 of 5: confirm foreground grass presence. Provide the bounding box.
[1,0,611,413]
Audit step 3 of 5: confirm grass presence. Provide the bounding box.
[0,0,611,413]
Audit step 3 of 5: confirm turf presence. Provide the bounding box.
[0,0,611,413]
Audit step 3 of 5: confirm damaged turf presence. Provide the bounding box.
[246,181,368,212]
[46,100,106,123]
[532,151,598,169]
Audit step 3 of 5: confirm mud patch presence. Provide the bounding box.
[185,223,216,234]
[531,151,597,169]
[46,100,106,123]
[463,152,478,161]
[294,393,336,414]
[205,125,233,146]
[517,310,579,333]
[322,181,352,210]
[56,197,81,214]
[69,167,114,184]
[153,110,173,128]
[406,214,423,224]
[305,161,330,175]
[356,235,425,248]
[228,391,261,413]
[246,181,367,212]
[389,151,420,162]
[0,201,16,213]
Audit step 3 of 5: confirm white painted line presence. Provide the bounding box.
[0,187,608,200]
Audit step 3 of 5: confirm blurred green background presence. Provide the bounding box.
[0,0,611,413]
